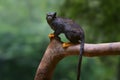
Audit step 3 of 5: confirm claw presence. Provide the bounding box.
[62,42,73,48]
[48,33,55,38]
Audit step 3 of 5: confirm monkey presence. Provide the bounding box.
[46,12,85,80]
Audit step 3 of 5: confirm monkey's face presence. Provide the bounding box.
[46,12,56,22]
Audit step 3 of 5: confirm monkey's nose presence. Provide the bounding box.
[47,16,52,20]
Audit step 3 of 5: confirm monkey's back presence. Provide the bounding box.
[55,17,84,43]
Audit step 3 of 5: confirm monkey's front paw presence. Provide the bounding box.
[48,33,55,38]
[62,42,73,48]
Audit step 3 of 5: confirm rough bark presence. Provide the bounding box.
[34,38,120,80]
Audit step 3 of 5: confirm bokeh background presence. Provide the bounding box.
[0,0,120,80]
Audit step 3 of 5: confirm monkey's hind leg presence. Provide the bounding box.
[48,33,55,39]
[62,42,73,48]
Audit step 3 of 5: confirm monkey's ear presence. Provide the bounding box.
[53,12,57,17]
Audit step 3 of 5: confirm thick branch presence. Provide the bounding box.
[65,42,120,57]
[34,38,120,80]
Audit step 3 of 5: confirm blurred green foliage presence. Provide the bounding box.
[0,0,120,80]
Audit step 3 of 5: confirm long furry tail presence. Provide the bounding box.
[77,36,84,80]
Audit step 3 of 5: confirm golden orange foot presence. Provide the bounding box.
[48,33,55,38]
[62,42,73,48]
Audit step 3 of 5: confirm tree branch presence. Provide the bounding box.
[34,38,120,80]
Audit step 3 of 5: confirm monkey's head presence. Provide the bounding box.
[46,12,56,22]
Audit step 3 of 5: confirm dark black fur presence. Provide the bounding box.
[46,12,85,80]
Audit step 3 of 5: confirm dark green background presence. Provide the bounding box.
[0,0,120,80]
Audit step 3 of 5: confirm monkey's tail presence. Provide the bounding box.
[77,36,84,80]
